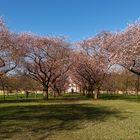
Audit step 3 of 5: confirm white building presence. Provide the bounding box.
[66,77,79,93]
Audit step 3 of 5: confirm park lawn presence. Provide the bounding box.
[0,95,140,140]
[0,93,44,101]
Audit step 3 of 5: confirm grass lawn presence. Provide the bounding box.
[0,94,140,140]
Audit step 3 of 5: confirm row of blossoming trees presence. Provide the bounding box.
[0,17,140,99]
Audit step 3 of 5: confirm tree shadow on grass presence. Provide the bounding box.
[0,103,128,139]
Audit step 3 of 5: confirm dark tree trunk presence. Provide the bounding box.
[136,76,140,97]
[3,90,5,101]
[43,86,49,99]
[82,90,85,96]
[87,88,93,98]
[25,90,29,99]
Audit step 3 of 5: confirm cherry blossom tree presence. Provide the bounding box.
[0,17,19,78]
[113,21,140,76]
[19,33,71,99]
[71,46,109,99]
[91,21,140,76]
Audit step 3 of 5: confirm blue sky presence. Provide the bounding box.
[0,0,140,41]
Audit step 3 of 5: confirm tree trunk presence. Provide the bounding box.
[53,91,56,98]
[82,90,85,96]
[16,90,19,99]
[94,88,100,99]
[136,76,140,97]
[87,88,94,98]
[43,86,49,99]
[35,91,37,99]
[94,92,98,99]
[3,90,5,101]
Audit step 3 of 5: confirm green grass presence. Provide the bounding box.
[0,93,44,101]
[0,94,140,140]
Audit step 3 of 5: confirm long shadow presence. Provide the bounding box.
[0,103,127,139]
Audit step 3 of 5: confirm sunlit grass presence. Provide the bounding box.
[0,94,140,140]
